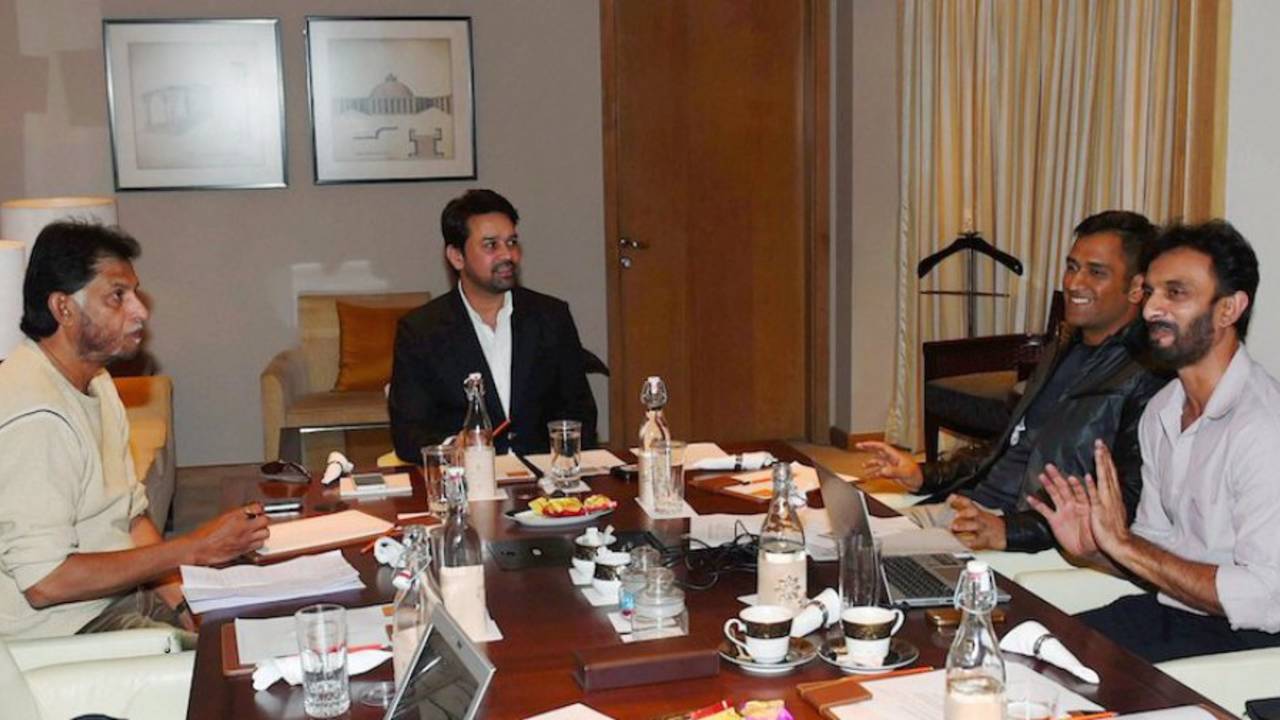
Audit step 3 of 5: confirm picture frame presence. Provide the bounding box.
[102,19,287,191]
[305,16,476,184]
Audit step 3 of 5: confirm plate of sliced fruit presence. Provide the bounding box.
[505,494,618,528]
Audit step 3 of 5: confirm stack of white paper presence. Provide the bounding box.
[258,510,393,557]
[182,550,364,613]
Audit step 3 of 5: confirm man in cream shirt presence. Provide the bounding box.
[390,189,597,459]
[0,222,268,642]
[1033,220,1280,661]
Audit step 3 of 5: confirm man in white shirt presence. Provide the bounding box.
[390,189,598,459]
[0,222,269,641]
[1031,220,1280,661]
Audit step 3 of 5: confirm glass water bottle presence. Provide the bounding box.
[459,372,496,500]
[756,462,807,610]
[636,376,670,508]
[438,466,488,640]
[944,560,1006,720]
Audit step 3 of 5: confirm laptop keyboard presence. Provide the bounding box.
[883,556,954,600]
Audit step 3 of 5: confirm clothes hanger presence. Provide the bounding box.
[916,231,1023,279]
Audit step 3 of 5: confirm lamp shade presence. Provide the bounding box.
[0,196,118,257]
[0,241,24,359]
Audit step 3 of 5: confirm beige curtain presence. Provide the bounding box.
[887,0,1230,450]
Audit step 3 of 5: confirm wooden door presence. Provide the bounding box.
[602,0,829,445]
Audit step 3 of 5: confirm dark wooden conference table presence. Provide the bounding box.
[189,441,1225,719]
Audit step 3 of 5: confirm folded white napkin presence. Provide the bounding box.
[790,588,841,637]
[999,620,1100,684]
[252,649,391,691]
[688,452,776,472]
[321,451,353,485]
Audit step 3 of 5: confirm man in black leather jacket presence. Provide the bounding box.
[858,211,1171,552]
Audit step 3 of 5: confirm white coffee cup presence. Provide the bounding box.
[723,605,794,664]
[572,527,614,576]
[841,605,905,667]
[591,550,631,601]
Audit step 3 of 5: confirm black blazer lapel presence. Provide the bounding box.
[508,288,538,425]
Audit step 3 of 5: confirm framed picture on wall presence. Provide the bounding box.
[305,16,476,184]
[102,19,287,191]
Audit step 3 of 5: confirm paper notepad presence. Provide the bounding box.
[259,510,393,557]
[497,453,536,483]
[523,449,625,476]
[234,604,390,664]
[827,665,1102,720]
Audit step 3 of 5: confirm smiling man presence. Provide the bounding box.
[859,211,1169,552]
[0,222,269,642]
[1033,220,1280,662]
[390,189,597,459]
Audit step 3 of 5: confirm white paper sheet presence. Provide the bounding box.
[827,665,1102,720]
[182,550,364,613]
[497,453,536,483]
[523,703,617,720]
[1116,708,1217,719]
[523,449,625,476]
[257,510,393,556]
[636,496,698,520]
[630,442,729,469]
[720,462,859,501]
[235,604,390,664]
[879,526,969,556]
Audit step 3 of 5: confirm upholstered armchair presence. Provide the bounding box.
[261,292,429,460]
[2,628,193,720]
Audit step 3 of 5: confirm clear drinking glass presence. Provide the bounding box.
[653,440,687,515]
[1006,680,1059,720]
[421,444,454,517]
[838,534,882,609]
[294,603,350,718]
[547,420,582,488]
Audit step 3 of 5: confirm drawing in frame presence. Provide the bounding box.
[305,16,476,184]
[102,19,286,191]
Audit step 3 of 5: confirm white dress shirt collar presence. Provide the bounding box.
[458,287,514,418]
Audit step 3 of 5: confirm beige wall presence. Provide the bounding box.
[831,0,898,436]
[1,0,607,464]
[1225,0,1280,376]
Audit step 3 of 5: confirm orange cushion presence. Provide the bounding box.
[333,301,409,392]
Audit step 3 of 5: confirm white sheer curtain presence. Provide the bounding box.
[887,0,1229,449]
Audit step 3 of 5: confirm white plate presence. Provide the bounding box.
[718,637,817,676]
[504,507,616,528]
[818,637,919,674]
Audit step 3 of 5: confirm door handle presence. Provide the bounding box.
[620,256,633,269]
[619,236,649,250]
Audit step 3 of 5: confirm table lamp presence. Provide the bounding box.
[1,196,118,259]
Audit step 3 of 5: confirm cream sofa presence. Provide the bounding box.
[2,628,193,720]
[261,292,430,460]
[114,375,176,530]
[1015,566,1276,718]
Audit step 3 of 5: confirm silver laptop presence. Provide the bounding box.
[384,605,495,720]
[815,462,1008,608]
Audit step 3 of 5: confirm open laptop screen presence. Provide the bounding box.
[386,605,495,720]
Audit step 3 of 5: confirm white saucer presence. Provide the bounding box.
[818,637,919,674]
[718,636,817,676]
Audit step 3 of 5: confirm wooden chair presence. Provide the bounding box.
[921,291,1064,464]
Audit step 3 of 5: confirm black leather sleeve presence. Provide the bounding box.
[919,442,992,496]
[1003,509,1056,552]
[1112,371,1168,522]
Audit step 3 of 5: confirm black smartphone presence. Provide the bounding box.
[611,463,639,481]
[352,472,386,487]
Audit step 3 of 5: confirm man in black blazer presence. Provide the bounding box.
[389,189,598,461]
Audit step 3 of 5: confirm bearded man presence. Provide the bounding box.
[1032,220,1280,662]
[0,222,268,642]
[389,189,597,458]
